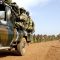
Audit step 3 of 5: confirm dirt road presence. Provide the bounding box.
[0,40,60,60]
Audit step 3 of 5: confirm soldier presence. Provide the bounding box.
[14,7,29,41]
[26,11,34,33]
[26,11,35,42]
[11,2,20,15]
[18,7,28,29]
[14,7,27,30]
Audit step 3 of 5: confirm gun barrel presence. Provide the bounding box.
[4,3,19,18]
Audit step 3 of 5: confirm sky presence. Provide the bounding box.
[12,0,60,35]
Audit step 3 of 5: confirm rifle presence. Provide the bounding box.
[4,3,20,18]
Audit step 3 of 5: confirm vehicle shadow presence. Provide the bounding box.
[0,50,21,58]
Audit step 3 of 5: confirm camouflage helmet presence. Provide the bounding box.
[20,7,25,10]
[26,11,29,16]
[5,0,12,4]
[20,7,26,12]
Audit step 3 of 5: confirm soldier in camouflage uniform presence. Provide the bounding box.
[4,0,28,31]
[11,6,28,40]
[14,7,28,31]
[11,2,20,15]
[26,11,35,42]
[26,11,34,33]
[4,0,34,42]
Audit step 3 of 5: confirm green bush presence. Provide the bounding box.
[32,34,60,43]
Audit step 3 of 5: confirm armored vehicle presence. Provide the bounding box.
[0,0,33,56]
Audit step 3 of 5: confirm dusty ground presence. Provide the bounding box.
[0,40,60,60]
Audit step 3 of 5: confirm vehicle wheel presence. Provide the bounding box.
[17,37,27,56]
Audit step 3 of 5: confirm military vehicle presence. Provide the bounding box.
[0,0,34,56]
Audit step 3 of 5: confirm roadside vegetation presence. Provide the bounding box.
[32,34,60,43]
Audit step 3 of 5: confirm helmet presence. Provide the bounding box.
[5,0,12,4]
[20,7,26,12]
[26,11,29,16]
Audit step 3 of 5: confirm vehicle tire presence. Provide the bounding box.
[17,37,27,56]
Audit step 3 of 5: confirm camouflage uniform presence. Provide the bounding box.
[16,7,28,30]
[13,7,28,42]
[11,2,20,15]
[26,11,35,42]
[26,11,34,33]
[27,16,34,42]
[20,7,28,22]
[27,17,34,31]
